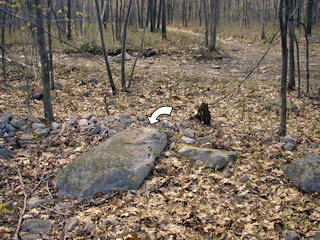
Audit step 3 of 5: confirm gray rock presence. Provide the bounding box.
[103,217,120,225]
[113,52,132,63]
[89,78,99,84]
[102,115,117,124]
[27,197,45,209]
[105,99,117,106]
[284,154,320,193]
[99,124,107,135]
[54,128,168,199]
[35,128,50,138]
[110,122,125,132]
[181,136,196,144]
[78,119,89,127]
[65,217,78,232]
[10,118,26,129]
[68,117,77,126]
[83,222,94,235]
[0,148,14,157]
[21,234,43,240]
[184,128,195,138]
[119,114,131,120]
[284,135,295,143]
[89,117,98,125]
[240,174,249,182]
[26,115,40,123]
[31,91,43,100]
[53,202,70,212]
[108,129,117,137]
[284,143,295,151]
[179,146,236,169]
[82,114,92,120]
[267,98,298,110]
[22,219,52,234]
[32,123,46,130]
[89,126,101,136]
[6,124,17,132]
[163,120,177,130]
[51,122,60,129]
[312,232,320,240]
[284,230,300,240]
[199,136,213,143]
[0,111,13,129]
[19,85,28,91]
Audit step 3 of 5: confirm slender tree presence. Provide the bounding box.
[94,0,116,94]
[67,0,72,40]
[121,0,133,89]
[306,0,314,35]
[162,0,166,39]
[279,0,289,136]
[47,0,55,90]
[288,0,295,90]
[34,0,54,122]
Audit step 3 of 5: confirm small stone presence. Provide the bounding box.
[10,118,25,129]
[0,148,14,157]
[284,143,295,151]
[32,123,46,130]
[136,113,146,121]
[53,202,70,211]
[78,119,89,127]
[26,115,40,123]
[99,124,107,135]
[284,135,295,143]
[82,114,92,120]
[51,122,60,129]
[89,78,99,84]
[27,197,45,209]
[119,114,131,120]
[103,217,119,225]
[19,85,28,91]
[89,126,100,136]
[184,128,195,138]
[181,136,196,144]
[31,91,43,100]
[311,232,320,240]
[65,217,78,232]
[105,98,117,106]
[22,219,52,234]
[21,234,43,240]
[108,129,117,137]
[163,120,177,130]
[6,124,17,132]
[239,174,249,182]
[83,222,94,235]
[35,128,50,138]
[284,230,300,240]
[68,117,77,126]
[0,111,13,129]
[199,136,213,143]
[149,60,155,64]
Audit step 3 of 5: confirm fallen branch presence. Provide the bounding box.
[301,91,320,100]
[0,56,30,68]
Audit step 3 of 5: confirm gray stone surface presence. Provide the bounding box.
[0,148,14,157]
[284,230,300,240]
[0,111,13,129]
[181,136,196,144]
[83,222,94,235]
[21,234,43,240]
[78,119,89,127]
[26,115,40,123]
[284,143,295,151]
[31,91,43,100]
[51,122,60,129]
[184,128,195,138]
[22,219,52,234]
[284,154,320,193]
[284,135,295,143]
[32,123,46,130]
[54,127,168,199]
[179,146,236,169]
[35,128,50,138]
[113,52,132,63]
[65,217,78,232]
[137,113,146,121]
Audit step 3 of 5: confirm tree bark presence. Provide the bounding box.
[47,0,55,90]
[1,1,7,82]
[162,0,166,39]
[288,0,295,90]
[34,0,54,122]
[279,0,289,136]
[94,0,116,94]
[306,0,314,35]
[121,0,133,89]
[67,0,72,40]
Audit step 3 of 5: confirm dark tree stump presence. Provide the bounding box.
[195,103,211,126]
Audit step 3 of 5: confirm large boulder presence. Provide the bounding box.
[54,127,167,199]
[284,154,320,193]
[179,146,236,169]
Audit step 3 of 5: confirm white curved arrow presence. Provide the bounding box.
[148,106,173,125]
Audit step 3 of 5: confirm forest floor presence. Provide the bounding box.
[1,27,320,239]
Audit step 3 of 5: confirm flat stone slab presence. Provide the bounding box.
[284,154,320,193]
[54,127,167,199]
[179,146,236,169]
[22,219,52,234]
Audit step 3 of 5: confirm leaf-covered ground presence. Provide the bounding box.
[0,28,320,239]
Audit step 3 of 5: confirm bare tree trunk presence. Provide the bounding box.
[162,0,166,39]
[157,0,162,30]
[47,0,55,90]
[261,0,266,39]
[121,0,133,89]
[94,0,116,94]
[203,0,209,47]
[67,0,72,40]
[81,0,86,43]
[1,2,7,82]
[288,0,295,90]
[34,0,54,122]
[306,0,314,35]
[279,0,289,136]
